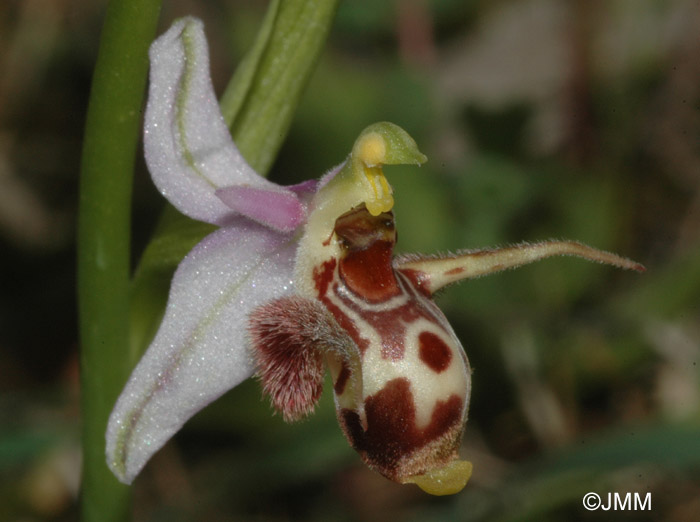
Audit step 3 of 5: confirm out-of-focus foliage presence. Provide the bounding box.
[1,0,699,520]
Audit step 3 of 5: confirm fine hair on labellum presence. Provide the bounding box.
[248,296,354,422]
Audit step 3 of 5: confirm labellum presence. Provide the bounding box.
[247,126,643,495]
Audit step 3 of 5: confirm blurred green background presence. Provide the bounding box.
[2,0,700,520]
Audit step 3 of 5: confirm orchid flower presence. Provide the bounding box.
[106,17,644,496]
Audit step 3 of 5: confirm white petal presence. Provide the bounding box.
[144,18,283,225]
[106,221,297,483]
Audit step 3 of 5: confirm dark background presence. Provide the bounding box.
[1,0,699,520]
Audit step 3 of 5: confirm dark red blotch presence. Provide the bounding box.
[339,378,462,477]
[335,207,400,302]
[418,331,452,373]
[314,258,371,355]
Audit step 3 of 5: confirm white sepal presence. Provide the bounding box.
[106,221,297,483]
[144,17,287,225]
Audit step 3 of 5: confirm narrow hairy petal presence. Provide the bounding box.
[249,296,356,422]
[106,222,297,483]
[144,18,292,225]
[395,240,645,295]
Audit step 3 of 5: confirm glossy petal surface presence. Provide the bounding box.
[106,221,297,483]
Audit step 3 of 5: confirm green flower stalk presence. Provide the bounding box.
[78,1,161,520]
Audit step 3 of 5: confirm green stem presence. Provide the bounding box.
[77,1,161,521]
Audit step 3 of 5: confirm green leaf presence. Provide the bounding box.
[219,0,281,131]
[223,0,340,174]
